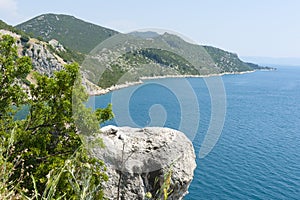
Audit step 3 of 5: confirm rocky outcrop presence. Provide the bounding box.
[91,126,196,200]
[0,29,64,77]
[21,39,64,76]
[49,39,66,52]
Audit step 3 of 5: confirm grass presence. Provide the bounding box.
[0,130,106,200]
[0,127,24,200]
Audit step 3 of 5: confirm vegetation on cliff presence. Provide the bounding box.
[0,34,113,199]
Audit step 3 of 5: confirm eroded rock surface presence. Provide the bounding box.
[91,126,196,200]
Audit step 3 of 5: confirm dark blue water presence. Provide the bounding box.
[89,66,300,199]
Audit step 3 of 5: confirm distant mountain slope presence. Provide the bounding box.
[84,32,266,88]
[13,14,273,89]
[0,20,30,38]
[203,46,251,72]
[16,14,118,54]
[129,31,160,38]
[1,20,101,93]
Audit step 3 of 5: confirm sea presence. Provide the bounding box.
[89,66,300,199]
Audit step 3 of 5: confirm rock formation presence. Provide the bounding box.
[91,126,196,200]
[21,39,64,76]
[0,30,64,76]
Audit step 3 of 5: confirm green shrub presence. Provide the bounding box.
[0,35,113,199]
[20,35,30,43]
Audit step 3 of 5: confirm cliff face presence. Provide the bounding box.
[22,39,65,76]
[0,29,64,76]
[0,29,101,92]
[91,126,196,200]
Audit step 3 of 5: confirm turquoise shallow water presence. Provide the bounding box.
[90,66,300,199]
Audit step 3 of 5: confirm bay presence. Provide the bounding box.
[89,66,300,199]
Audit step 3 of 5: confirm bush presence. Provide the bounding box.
[20,35,30,43]
[0,35,113,199]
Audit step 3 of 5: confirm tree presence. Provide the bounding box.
[0,34,32,199]
[0,34,31,119]
[0,34,113,199]
[14,64,113,199]
[0,34,31,155]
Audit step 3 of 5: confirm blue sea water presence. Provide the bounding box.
[90,66,300,199]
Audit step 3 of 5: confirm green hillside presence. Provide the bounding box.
[83,32,259,88]
[12,14,272,89]
[0,20,30,38]
[16,14,118,54]
[97,48,200,88]
[203,46,251,72]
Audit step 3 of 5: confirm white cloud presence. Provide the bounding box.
[0,0,17,12]
[0,0,19,24]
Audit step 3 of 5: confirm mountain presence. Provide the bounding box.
[0,20,101,92]
[129,31,160,39]
[86,31,268,88]
[12,14,272,89]
[0,19,30,38]
[1,18,84,64]
[0,23,63,76]
[16,14,118,54]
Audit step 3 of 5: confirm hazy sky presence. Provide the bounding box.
[1,0,300,58]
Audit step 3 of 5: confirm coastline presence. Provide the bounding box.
[87,70,255,96]
[88,80,143,96]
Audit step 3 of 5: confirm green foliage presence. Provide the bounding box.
[25,148,108,200]
[0,34,113,199]
[12,63,109,198]
[95,103,114,124]
[0,20,30,40]
[14,63,83,195]
[36,36,44,42]
[135,48,199,75]
[144,167,173,200]
[245,62,275,70]
[203,46,252,72]
[47,44,85,64]
[95,47,200,88]
[98,64,128,88]
[20,35,30,43]
[0,34,32,119]
[14,15,265,86]
[0,35,31,199]
[0,127,24,200]
[16,14,118,54]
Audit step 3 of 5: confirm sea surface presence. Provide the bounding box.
[89,66,300,199]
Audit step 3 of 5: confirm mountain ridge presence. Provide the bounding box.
[9,14,275,89]
[16,13,118,54]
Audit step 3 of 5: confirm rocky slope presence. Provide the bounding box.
[0,29,64,76]
[91,126,196,200]
[0,29,101,92]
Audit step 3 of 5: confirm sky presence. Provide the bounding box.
[1,0,300,59]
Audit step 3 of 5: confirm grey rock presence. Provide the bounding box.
[49,39,66,52]
[91,126,196,200]
[21,41,64,76]
[1,30,65,76]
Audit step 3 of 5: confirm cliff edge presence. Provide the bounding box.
[90,126,196,200]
